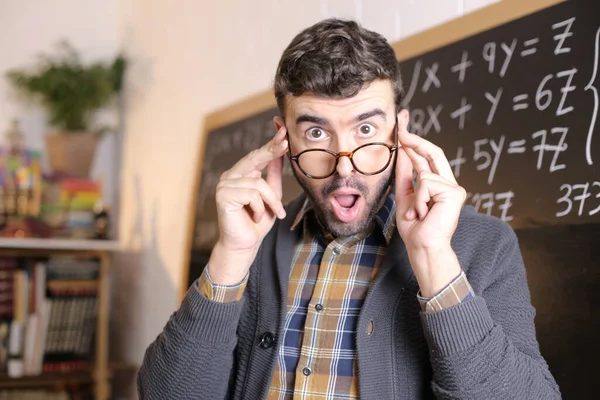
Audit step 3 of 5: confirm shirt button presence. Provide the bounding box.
[315,304,323,312]
[259,332,276,349]
[302,367,312,376]
[332,247,340,255]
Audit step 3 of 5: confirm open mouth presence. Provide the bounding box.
[330,194,362,223]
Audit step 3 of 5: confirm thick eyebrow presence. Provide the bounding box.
[354,108,387,123]
[295,114,329,126]
[294,108,387,126]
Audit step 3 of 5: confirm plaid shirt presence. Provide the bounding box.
[199,194,474,398]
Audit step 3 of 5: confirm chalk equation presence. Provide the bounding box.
[403,14,599,224]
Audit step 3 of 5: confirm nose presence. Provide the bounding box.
[335,155,354,178]
[331,136,357,178]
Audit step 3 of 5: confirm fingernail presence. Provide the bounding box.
[278,209,287,219]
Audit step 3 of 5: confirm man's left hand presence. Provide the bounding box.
[394,111,466,298]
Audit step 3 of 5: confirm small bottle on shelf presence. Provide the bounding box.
[93,202,110,240]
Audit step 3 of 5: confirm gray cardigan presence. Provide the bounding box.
[138,195,561,399]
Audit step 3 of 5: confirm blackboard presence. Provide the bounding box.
[517,223,599,398]
[400,0,599,229]
[183,1,599,395]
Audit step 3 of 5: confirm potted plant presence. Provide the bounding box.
[6,41,126,178]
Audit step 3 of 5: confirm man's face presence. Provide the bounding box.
[275,79,398,237]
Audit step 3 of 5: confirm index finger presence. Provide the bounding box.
[395,147,414,199]
[227,126,288,179]
[398,123,457,184]
[395,147,417,220]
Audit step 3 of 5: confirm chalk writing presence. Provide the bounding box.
[483,39,517,77]
[556,181,600,217]
[451,51,472,83]
[552,17,575,55]
[555,68,577,116]
[513,94,529,111]
[423,62,441,92]
[448,146,466,178]
[521,38,540,57]
[473,136,505,185]
[467,191,514,222]
[584,27,600,165]
[485,88,503,125]
[402,60,421,107]
[409,105,443,135]
[450,97,472,130]
[531,127,568,172]
[397,7,595,227]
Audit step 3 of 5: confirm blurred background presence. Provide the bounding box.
[2,0,572,399]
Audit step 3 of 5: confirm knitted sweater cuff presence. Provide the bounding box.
[173,278,244,343]
[420,296,494,357]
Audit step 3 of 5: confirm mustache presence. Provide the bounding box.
[321,176,369,198]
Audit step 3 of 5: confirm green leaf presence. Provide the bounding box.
[4,40,127,133]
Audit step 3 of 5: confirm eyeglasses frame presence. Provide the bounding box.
[286,117,399,179]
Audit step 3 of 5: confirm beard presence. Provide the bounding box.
[292,162,395,238]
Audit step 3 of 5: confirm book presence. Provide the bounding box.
[0,256,99,377]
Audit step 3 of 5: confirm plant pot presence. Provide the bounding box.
[45,132,98,178]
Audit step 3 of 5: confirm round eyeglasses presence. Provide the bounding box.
[287,120,398,179]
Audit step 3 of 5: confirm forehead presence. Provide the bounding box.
[285,80,395,124]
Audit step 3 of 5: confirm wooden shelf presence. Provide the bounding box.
[0,238,120,252]
[0,363,136,390]
[0,246,116,398]
[0,369,94,389]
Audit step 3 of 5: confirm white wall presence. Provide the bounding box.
[0,0,120,208]
[114,0,499,382]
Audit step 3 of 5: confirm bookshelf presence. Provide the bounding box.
[0,239,119,400]
[0,239,119,252]
[0,369,94,389]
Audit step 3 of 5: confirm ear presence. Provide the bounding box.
[273,116,285,132]
[397,109,410,130]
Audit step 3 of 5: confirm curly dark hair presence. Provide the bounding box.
[274,18,403,118]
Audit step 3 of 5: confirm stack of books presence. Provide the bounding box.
[41,178,103,239]
[0,145,106,240]
[0,256,98,378]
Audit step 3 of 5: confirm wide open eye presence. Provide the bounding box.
[357,123,376,137]
[306,127,328,141]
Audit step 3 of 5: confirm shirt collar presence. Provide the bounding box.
[290,188,397,244]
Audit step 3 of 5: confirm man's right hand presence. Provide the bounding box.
[207,126,288,285]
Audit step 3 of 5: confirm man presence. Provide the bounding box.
[138,19,560,399]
